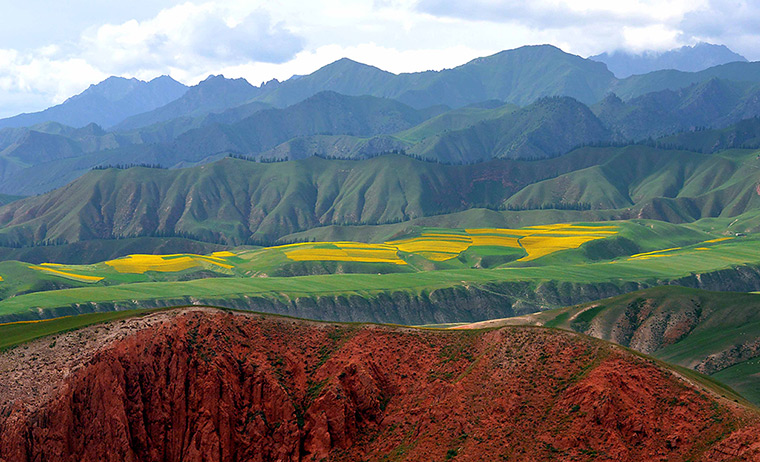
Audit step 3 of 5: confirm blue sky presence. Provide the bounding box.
[0,0,756,117]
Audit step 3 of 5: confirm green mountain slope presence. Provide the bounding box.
[408,97,610,162]
[594,79,760,140]
[505,147,760,220]
[0,146,757,248]
[611,61,760,100]
[0,154,593,245]
[254,46,760,110]
[259,97,609,163]
[0,92,440,195]
[659,117,760,153]
[146,91,439,167]
[394,101,518,143]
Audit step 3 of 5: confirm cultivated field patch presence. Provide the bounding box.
[105,254,234,274]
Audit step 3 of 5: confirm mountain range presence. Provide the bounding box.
[0,143,756,249]
[591,43,748,78]
[0,45,759,198]
[0,76,188,129]
[0,43,758,250]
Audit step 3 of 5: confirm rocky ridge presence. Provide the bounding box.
[0,308,758,461]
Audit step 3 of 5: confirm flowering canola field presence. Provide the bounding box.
[18,224,621,283]
[105,254,234,273]
[282,224,618,263]
[284,242,406,265]
[29,264,104,282]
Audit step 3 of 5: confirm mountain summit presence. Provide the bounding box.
[0,76,188,130]
[591,43,748,78]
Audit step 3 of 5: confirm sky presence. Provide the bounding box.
[0,0,757,117]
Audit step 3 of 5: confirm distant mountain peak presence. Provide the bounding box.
[591,42,748,78]
[196,74,253,88]
[315,57,391,75]
[0,76,188,130]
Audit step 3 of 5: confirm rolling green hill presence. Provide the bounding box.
[0,92,442,195]
[659,117,760,153]
[166,91,435,162]
[0,146,757,248]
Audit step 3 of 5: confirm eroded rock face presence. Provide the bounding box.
[0,309,758,461]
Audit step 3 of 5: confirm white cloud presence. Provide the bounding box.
[0,48,107,117]
[79,3,303,79]
[0,0,758,118]
[413,0,718,55]
[0,1,304,116]
[622,25,682,53]
[215,43,495,87]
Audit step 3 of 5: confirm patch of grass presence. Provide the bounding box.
[0,308,171,351]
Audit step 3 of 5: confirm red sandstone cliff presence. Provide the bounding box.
[0,308,758,461]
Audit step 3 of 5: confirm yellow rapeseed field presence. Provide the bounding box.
[385,225,619,262]
[29,265,104,282]
[106,224,616,267]
[385,233,473,261]
[211,251,237,257]
[284,243,406,265]
[703,237,733,244]
[629,247,681,260]
[517,235,608,261]
[105,254,234,273]
[469,235,522,247]
[465,228,529,236]
[525,224,617,231]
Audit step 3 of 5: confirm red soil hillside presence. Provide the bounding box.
[0,308,759,461]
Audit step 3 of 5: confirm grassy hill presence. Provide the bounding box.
[659,117,760,153]
[0,92,443,195]
[0,146,757,248]
[610,61,760,100]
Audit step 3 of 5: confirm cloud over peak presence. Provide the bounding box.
[0,0,758,118]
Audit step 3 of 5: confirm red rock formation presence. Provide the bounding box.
[0,309,758,461]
